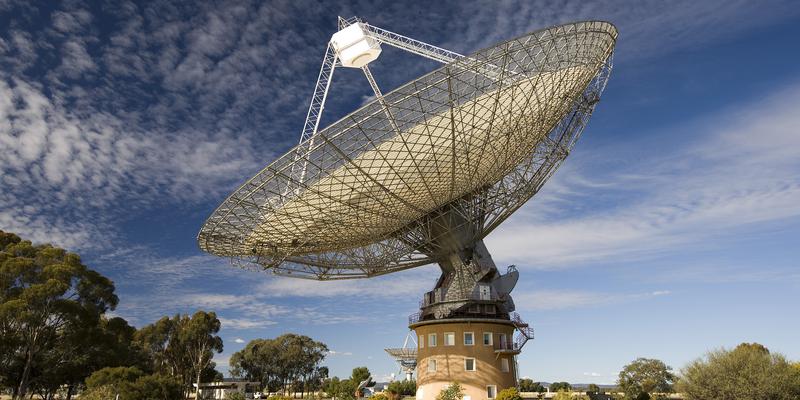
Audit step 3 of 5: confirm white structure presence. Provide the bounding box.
[194,380,260,400]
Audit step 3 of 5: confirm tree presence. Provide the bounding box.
[436,382,464,400]
[518,378,545,392]
[0,231,118,400]
[351,366,371,384]
[123,373,183,400]
[387,379,416,398]
[550,382,571,391]
[677,342,800,400]
[134,312,225,396]
[587,384,600,394]
[230,334,328,395]
[324,377,356,400]
[84,366,182,400]
[496,387,522,400]
[182,311,224,397]
[618,358,674,400]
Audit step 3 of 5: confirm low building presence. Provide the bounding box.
[194,379,260,400]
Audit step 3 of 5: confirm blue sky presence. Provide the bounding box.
[2,0,800,385]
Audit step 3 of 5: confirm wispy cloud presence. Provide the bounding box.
[487,81,800,270]
[219,317,277,330]
[2,0,797,253]
[514,289,671,311]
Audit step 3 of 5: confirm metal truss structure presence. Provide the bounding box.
[385,331,418,381]
[198,21,617,283]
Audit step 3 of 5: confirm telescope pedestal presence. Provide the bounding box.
[410,318,518,400]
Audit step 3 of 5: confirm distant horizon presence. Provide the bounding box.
[2,0,799,385]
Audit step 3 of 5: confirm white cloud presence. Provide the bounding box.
[219,317,277,330]
[487,81,800,269]
[327,350,353,356]
[514,289,671,311]
[234,338,245,344]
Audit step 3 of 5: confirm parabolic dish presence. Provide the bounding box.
[198,21,617,279]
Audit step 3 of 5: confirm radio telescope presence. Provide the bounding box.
[198,16,616,400]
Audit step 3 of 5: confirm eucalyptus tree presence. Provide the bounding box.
[230,334,328,395]
[618,358,675,399]
[0,231,118,400]
[134,312,223,396]
[182,311,223,396]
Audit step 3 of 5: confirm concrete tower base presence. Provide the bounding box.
[411,319,518,400]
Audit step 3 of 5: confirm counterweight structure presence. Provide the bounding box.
[198,17,616,400]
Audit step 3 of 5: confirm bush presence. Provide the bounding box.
[227,392,247,400]
[496,387,522,400]
[387,380,416,396]
[677,343,800,400]
[85,366,145,391]
[371,393,390,400]
[518,379,545,393]
[436,382,463,400]
[553,390,588,400]
[123,374,183,400]
[80,385,117,400]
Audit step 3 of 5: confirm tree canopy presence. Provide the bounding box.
[230,334,328,395]
[0,230,222,399]
[386,379,416,397]
[677,342,800,400]
[0,230,119,399]
[618,358,675,399]
[549,382,571,391]
[134,312,224,396]
[83,366,182,400]
[518,378,545,392]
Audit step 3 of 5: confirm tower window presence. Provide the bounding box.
[465,357,476,371]
[444,332,455,346]
[483,332,493,345]
[428,333,437,347]
[464,332,474,346]
[487,385,497,399]
[501,358,509,372]
[428,359,437,372]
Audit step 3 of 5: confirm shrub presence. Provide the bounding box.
[436,382,463,400]
[677,343,800,400]
[123,374,183,400]
[371,393,390,400]
[85,366,144,391]
[80,385,117,400]
[387,380,416,396]
[496,387,522,400]
[227,392,247,400]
